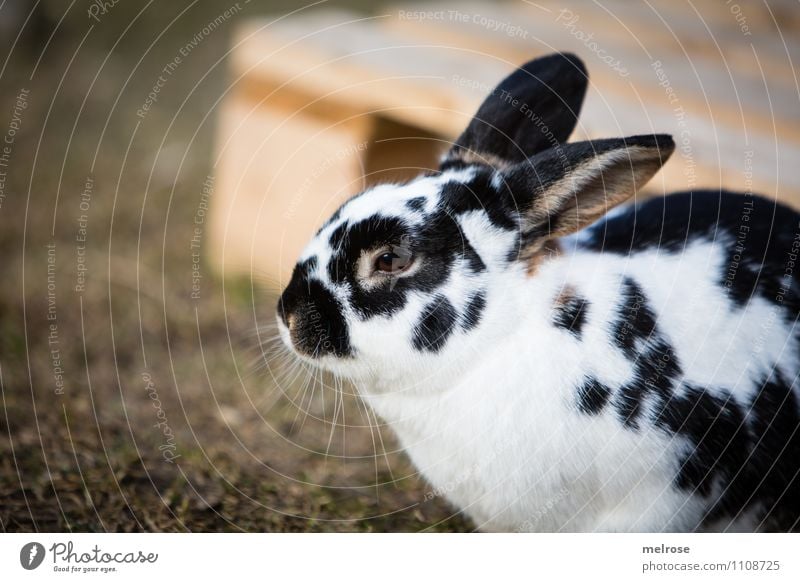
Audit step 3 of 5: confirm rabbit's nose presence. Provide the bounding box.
[286,313,297,332]
[275,292,297,330]
[275,297,289,327]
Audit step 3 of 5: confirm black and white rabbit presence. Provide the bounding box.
[276,53,800,532]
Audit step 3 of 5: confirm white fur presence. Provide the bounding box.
[277,156,800,532]
[345,234,794,531]
[275,52,799,532]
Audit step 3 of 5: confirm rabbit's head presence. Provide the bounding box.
[277,53,674,382]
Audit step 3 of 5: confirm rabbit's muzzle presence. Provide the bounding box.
[277,271,352,359]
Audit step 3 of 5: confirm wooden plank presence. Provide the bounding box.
[385,2,799,201]
[385,1,799,142]
[527,0,800,84]
[229,10,504,137]
[211,4,800,285]
[209,88,372,282]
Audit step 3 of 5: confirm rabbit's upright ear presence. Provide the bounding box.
[504,134,675,244]
[442,53,588,170]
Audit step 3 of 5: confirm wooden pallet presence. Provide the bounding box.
[211,2,799,282]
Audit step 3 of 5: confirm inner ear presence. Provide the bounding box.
[442,53,588,171]
[507,134,675,241]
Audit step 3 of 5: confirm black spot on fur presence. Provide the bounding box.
[697,370,800,531]
[439,170,518,231]
[581,190,800,316]
[461,291,486,331]
[718,196,800,313]
[612,278,657,359]
[463,239,486,272]
[741,371,800,530]
[553,294,589,338]
[328,221,349,252]
[642,370,800,531]
[607,279,683,429]
[610,351,800,530]
[576,378,611,415]
[412,296,457,352]
[327,216,409,284]
[326,216,417,318]
[615,338,682,429]
[302,256,317,271]
[652,385,749,498]
[326,206,343,226]
[406,196,426,211]
[276,257,316,325]
[441,53,587,168]
[598,276,800,529]
[324,209,487,320]
[277,272,351,358]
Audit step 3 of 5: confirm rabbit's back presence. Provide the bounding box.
[568,190,800,530]
[582,190,800,308]
[277,52,800,531]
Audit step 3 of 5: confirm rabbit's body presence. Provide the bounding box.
[359,190,800,532]
[277,54,800,531]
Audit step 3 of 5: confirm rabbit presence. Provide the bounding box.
[276,52,800,532]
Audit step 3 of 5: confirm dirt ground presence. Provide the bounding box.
[0,1,470,532]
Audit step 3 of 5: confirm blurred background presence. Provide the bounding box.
[0,0,797,532]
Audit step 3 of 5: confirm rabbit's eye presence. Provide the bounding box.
[375,251,413,274]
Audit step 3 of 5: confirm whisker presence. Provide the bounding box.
[367,400,396,485]
[353,384,381,496]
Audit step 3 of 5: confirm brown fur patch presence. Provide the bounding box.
[528,145,668,239]
[553,283,578,307]
[525,238,562,276]
[445,149,513,171]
